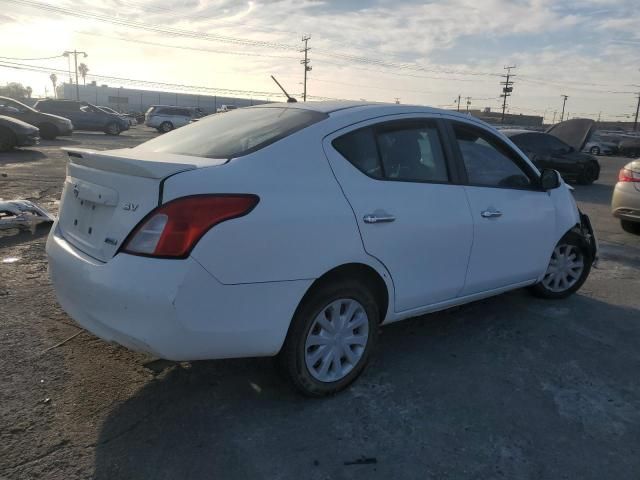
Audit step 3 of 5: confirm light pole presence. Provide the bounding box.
[64,50,88,101]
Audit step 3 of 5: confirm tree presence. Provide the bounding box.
[50,73,58,99]
[0,82,29,99]
[78,63,89,85]
[25,86,32,98]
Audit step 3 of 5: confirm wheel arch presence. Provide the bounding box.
[296,262,391,325]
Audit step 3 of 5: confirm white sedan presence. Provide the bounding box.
[46,102,598,396]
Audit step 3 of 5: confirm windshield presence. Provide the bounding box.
[135,106,327,159]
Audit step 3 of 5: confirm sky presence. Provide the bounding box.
[1,0,639,122]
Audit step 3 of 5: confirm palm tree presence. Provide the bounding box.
[78,63,89,85]
[49,73,57,99]
[25,86,32,98]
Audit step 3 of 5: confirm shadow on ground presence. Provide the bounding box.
[92,292,640,480]
[0,149,46,165]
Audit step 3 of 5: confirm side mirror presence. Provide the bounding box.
[540,168,561,191]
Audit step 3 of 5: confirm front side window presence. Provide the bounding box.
[453,123,533,189]
[137,106,327,159]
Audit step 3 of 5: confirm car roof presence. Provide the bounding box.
[251,100,461,117]
[501,129,543,137]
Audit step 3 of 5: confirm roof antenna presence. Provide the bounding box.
[271,75,297,103]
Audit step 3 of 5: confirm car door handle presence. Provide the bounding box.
[481,209,503,218]
[363,213,396,224]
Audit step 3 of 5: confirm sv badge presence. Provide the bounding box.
[122,202,139,212]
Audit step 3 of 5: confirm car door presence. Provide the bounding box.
[324,117,474,312]
[447,120,556,295]
[175,108,191,127]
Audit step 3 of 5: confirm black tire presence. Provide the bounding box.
[0,127,16,151]
[38,123,58,140]
[278,279,380,397]
[530,234,592,299]
[105,122,121,135]
[621,219,640,235]
[589,146,600,155]
[577,162,599,185]
[159,121,174,133]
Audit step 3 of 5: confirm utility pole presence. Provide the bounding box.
[560,94,569,122]
[465,96,471,113]
[634,93,640,131]
[300,35,311,102]
[552,110,557,124]
[500,65,516,123]
[64,50,88,101]
[456,94,461,112]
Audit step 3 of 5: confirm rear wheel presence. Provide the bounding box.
[589,146,600,155]
[159,121,173,133]
[105,122,121,135]
[0,127,16,151]
[278,279,379,396]
[621,219,640,235]
[531,236,591,299]
[577,162,599,185]
[38,123,58,140]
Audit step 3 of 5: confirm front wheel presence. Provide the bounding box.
[531,236,591,299]
[278,280,379,397]
[105,122,121,135]
[0,127,16,151]
[38,123,58,140]
[577,162,599,185]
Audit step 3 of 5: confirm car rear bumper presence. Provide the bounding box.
[612,183,640,223]
[46,224,311,361]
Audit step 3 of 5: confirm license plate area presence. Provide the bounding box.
[58,178,119,258]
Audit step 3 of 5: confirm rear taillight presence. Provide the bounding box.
[619,168,640,182]
[122,194,259,258]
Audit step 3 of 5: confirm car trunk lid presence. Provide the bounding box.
[57,148,227,262]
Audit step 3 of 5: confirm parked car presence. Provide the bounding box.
[97,106,138,127]
[34,100,129,135]
[0,96,73,140]
[618,137,640,158]
[583,134,618,156]
[503,130,600,184]
[0,115,39,151]
[46,102,598,396]
[611,160,640,234]
[144,105,205,132]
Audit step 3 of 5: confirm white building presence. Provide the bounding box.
[62,82,271,114]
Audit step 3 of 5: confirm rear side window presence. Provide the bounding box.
[332,120,449,183]
[332,128,382,179]
[136,107,327,159]
[377,124,448,182]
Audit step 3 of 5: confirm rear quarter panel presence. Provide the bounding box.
[161,124,393,290]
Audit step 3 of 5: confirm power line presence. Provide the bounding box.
[0,54,64,61]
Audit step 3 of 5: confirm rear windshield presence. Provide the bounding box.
[136,106,327,159]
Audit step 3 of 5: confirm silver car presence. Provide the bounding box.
[612,160,640,234]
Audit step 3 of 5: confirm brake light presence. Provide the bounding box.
[619,168,640,182]
[122,194,259,258]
